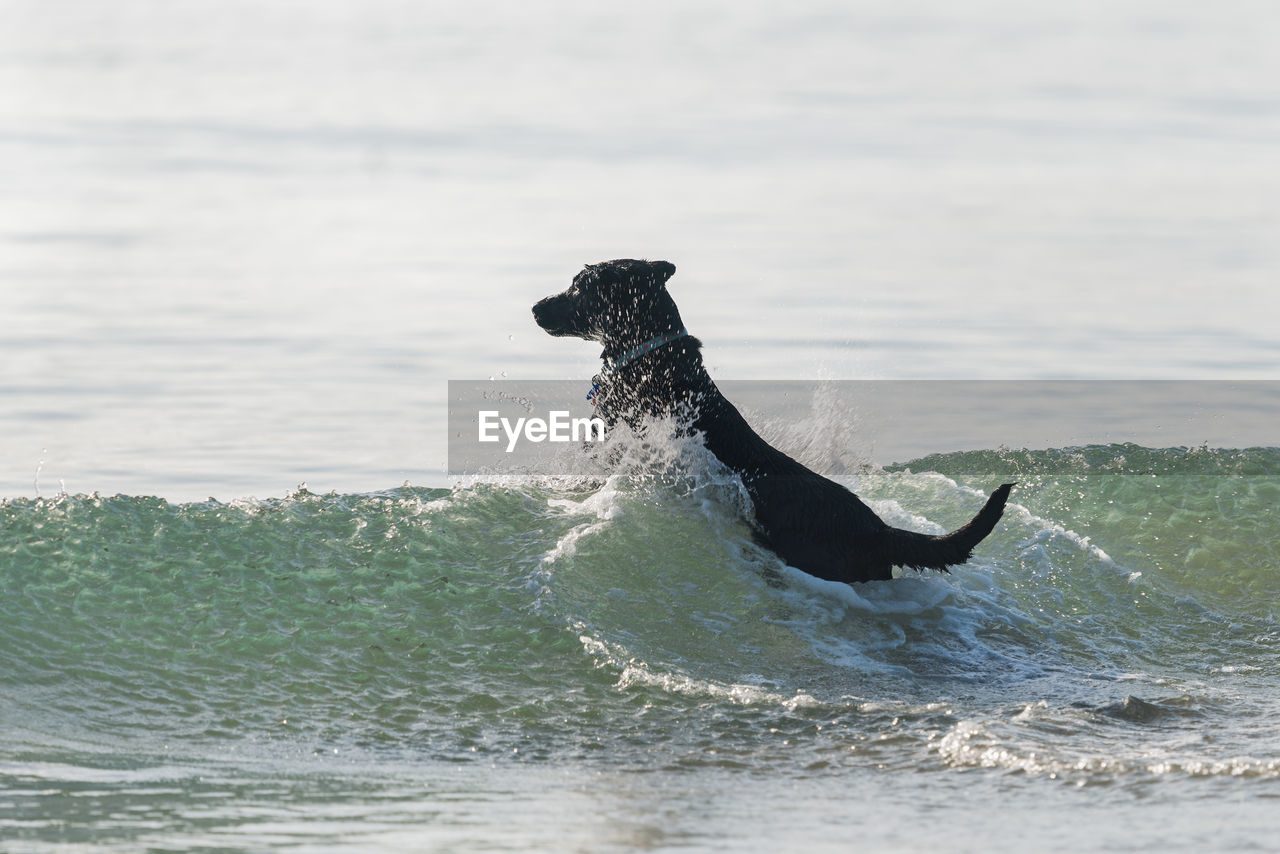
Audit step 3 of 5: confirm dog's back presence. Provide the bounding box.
[693,382,1012,582]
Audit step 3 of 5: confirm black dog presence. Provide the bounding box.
[533,259,1013,584]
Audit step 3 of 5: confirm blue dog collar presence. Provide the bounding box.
[602,328,689,373]
[588,328,689,405]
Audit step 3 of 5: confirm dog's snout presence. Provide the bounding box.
[532,293,579,337]
[531,295,559,329]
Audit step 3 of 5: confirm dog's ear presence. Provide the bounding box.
[593,259,675,290]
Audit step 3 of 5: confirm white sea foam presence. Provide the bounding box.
[934,712,1280,781]
[577,631,821,711]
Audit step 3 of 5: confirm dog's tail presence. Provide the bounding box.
[880,483,1016,572]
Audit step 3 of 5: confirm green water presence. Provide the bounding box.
[2,446,1279,851]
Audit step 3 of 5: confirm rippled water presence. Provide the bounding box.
[3,445,1279,850]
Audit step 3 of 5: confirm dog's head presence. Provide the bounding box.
[532,259,681,344]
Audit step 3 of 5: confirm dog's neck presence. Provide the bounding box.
[599,328,689,374]
[591,329,723,429]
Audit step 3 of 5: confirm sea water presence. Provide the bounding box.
[3,454,1280,851]
[2,1,1279,851]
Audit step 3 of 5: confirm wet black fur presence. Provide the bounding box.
[533,259,1014,584]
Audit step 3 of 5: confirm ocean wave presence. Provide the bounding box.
[2,444,1277,782]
